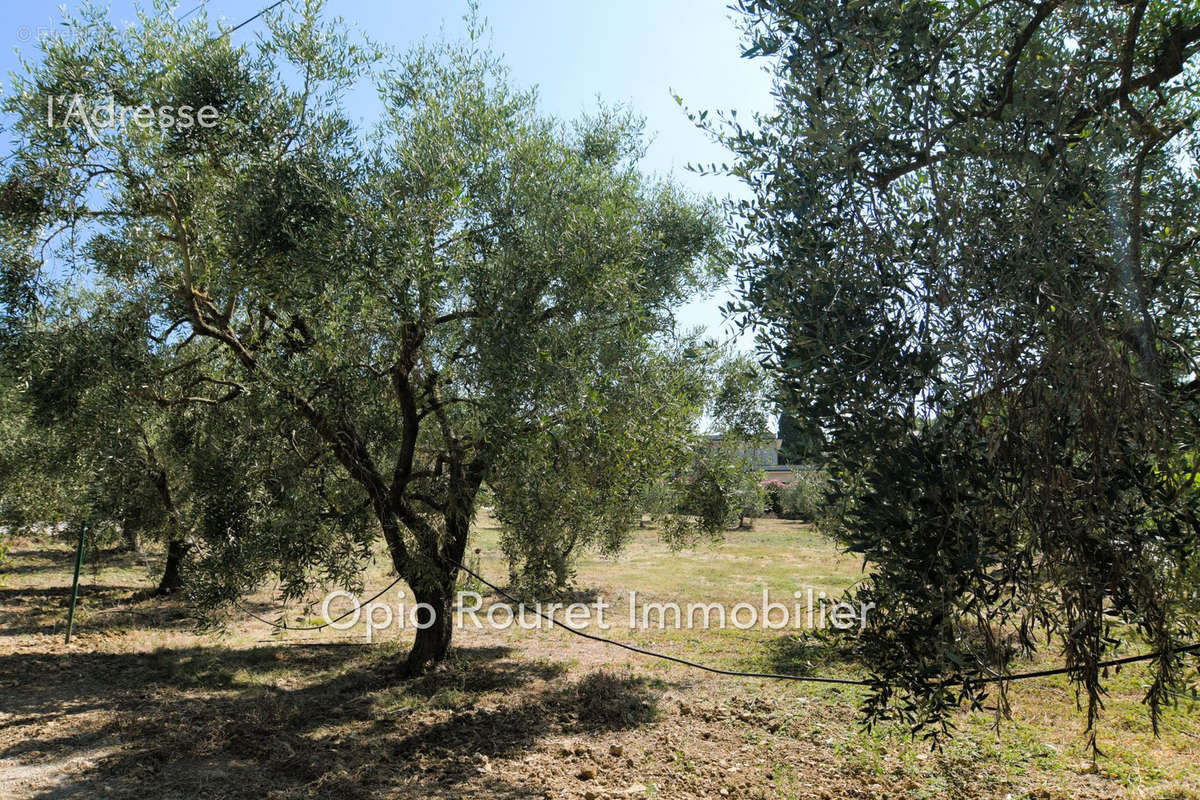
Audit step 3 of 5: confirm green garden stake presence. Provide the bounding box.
[65,520,87,644]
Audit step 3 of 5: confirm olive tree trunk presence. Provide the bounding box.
[155,537,190,595]
[396,506,473,677]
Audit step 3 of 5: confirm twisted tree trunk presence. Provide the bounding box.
[398,498,474,677]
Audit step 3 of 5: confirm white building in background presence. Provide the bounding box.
[706,433,799,485]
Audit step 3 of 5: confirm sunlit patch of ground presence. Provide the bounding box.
[1,517,1196,799]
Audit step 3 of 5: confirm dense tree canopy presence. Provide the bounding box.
[0,291,199,594]
[492,341,715,594]
[1,2,727,673]
[725,0,1200,740]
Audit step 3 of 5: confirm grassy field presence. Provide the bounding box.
[0,515,1196,799]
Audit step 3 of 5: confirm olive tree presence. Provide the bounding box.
[494,345,776,594]
[492,340,712,594]
[1,2,725,673]
[723,0,1200,740]
[678,350,775,532]
[0,287,261,595]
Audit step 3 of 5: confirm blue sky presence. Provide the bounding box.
[3,0,775,344]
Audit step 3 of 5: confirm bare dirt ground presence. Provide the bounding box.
[1,519,1197,799]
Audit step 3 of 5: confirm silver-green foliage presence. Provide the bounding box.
[723,0,1200,741]
[1,1,726,671]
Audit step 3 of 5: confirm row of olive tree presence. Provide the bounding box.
[494,347,778,594]
[0,288,330,596]
[0,299,194,595]
[0,2,757,674]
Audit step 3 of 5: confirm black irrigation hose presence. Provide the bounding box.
[234,557,1200,689]
[234,574,407,631]
[448,558,1200,689]
[969,641,1200,685]
[448,557,872,686]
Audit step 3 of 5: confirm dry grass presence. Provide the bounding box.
[0,515,1196,799]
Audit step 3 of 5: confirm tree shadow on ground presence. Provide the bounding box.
[0,547,80,578]
[0,584,198,637]
[0,541,195,639]
[1,641,664,800]
[0,545,157,579]
[756,632,860,677]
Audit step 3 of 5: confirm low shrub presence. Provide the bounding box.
[778,469,828,521]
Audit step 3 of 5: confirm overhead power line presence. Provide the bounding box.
[177,2,207,23]
[217,0,289,39]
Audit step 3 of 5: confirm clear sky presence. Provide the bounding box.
[3,0,776,345]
